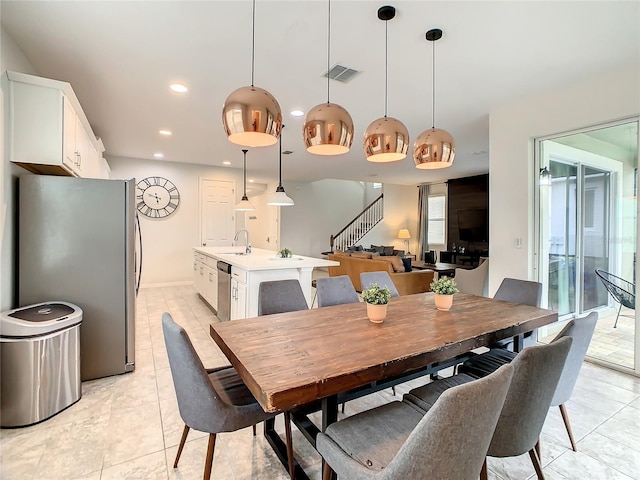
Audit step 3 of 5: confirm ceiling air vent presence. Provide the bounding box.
[324,64,361,83]
[282,150,294,155]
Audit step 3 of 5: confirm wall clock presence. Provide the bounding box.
[135,176,180,218]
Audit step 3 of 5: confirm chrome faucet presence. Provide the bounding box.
[234,229,251,254]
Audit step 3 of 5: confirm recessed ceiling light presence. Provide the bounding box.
[153,153,164,159]
[290,110,304,117]
[223,161,231,165]
[159,129,172,136]
[170,83,188,93]
[248,179,255,183]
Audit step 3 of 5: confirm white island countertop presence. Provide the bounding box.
[193,247,339,271]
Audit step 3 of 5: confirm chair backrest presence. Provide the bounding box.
[360,271,400,297]
[162,312,232,433]
[454,258,490,296]
[488,337,572,457]
[316,275,360,307]
[551,311,598,406]
[493,277,542,307]
[595,269,635,308]
[382,364,514,480]
[258,279,308,316]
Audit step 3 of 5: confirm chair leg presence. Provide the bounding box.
[614,302,622,328]
[480,458,488,480]
[559,404,578,451]
[203,433,216,480]
[322,461,334,480]
[253,424,257,436]
[528,448,545,479]
[391,386,396,396]
[341,402,345,414]
[283,411,295,480]
[174,425,190,468]
[535,438,541,461]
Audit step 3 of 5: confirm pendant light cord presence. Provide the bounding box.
[384,19,388,118]
[326,0,331,103]
[278,125,285,187]
[251,0,256,87]
[242,149,248,196]
[431,39,435,129]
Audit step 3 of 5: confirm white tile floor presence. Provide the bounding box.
[1,284,639,480]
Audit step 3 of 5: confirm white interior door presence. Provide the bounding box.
[200,179,234,247]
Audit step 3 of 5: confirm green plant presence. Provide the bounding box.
[430,276,459,295]
[361,283,392,305]
[278,247,292,258]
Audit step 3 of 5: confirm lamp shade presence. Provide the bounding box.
[267,188,294,206]
[222,86,282,147]
[235,196,255,211]
[413,127,456,169]
[398,229,411,239]
[303,103,354,155]
[363,117,409,162]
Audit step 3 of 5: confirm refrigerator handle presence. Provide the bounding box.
[135,212,143,297]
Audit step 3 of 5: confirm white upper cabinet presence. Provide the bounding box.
[7,71,108,179]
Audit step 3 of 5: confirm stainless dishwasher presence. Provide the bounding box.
[216,261,232,321]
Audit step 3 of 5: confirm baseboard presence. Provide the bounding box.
[139,281,193,289]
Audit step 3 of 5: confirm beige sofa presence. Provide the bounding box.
[327,253,434,295]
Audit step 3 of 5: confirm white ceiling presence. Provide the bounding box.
[2,1,638,185]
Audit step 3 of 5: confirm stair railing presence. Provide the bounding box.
[330,194,384,252]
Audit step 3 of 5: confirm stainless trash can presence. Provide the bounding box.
[0,301,82,427]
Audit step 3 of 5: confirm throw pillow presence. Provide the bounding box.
[370,245,385,255]
[401,257,413,272]
[379,255,404,272]
[382,245,395,256]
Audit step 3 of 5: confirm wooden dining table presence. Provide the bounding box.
[210,292,557,479]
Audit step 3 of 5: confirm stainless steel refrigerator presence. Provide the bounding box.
[18,175,140,381]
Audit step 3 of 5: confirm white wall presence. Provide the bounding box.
[1,27,38,311]
[489,66,640,296]
[361,184,419,254]
[108,156,269,286]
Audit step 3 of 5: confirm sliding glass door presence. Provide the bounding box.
[536,120,638,374]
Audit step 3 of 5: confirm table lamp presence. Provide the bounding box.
[398,229,411,254]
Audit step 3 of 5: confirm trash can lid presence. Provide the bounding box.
[1,301,83,338]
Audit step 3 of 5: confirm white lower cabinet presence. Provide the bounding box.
[193,253,218,310]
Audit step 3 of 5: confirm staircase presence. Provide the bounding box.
[330,194,384,252]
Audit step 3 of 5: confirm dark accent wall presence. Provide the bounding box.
[447,174,489,253]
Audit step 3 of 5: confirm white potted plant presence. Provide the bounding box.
[361,283,392,323]
[430,276,459,311]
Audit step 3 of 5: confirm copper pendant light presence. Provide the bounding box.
[222,0,282,148]
[414,28,456,169]
[235,149,256,211]
[303,0,354,155]
[267,125,294,206]
[363,5,409,163]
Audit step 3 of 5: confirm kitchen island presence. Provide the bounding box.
[193,247,339,320]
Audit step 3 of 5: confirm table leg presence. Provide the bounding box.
[321,395,338,480]
[513,333,525,352]
[264,417,310,480]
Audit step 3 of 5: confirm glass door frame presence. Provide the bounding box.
[533,117,640,376]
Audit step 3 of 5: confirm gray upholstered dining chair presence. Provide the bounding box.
[316,275,360,307]
[459,311,598,452]
[405,337,572,480]
[360,271,400,297]
[317,364,514,480]
[454,257,489,296]
[162,313,295,480]
[493,277,543,347]
[258,279,309,316]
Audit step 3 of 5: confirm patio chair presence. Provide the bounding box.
[595,269,635,328]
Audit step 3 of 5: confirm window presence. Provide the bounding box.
[427,194,446,245]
